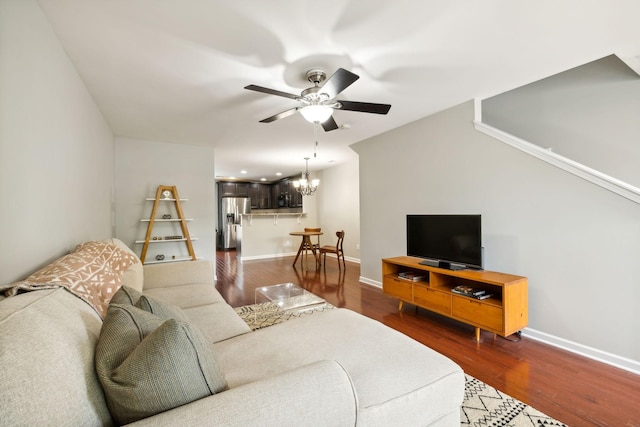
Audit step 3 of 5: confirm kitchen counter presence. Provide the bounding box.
[247,208,303,214]
[241,210,305,225]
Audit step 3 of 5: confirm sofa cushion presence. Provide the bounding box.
[95,303,227,425]
[183,303,251,343]
[214,308,464,426]
[143,283,225,308]
[143,260,214,290]
[0,288,112,426]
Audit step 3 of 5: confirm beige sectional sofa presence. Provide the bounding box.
[0,239,464,426]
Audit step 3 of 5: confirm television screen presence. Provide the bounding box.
[406,214,482,270]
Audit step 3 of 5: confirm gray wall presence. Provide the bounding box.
[483,55,640,189]
[114,138,217,267]
[352,101,640,368]
[0,0,115,283]
[316,158,361,262]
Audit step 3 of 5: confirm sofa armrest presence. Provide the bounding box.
[143,259,214,290]
[126,360,357,427]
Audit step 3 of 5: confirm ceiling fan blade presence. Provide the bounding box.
[321,115,339,132]
[337,100,391,115]
[321,68,359,99]
[245,84,299,100]
[259,108,299,123]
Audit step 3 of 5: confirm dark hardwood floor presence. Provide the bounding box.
[215,251,640,426]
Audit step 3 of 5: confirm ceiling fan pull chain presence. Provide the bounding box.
[313,122,319,158]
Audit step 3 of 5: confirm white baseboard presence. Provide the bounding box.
[523,328,640,376]
[240,252,297,262]
[240,253,361,264]
[360,277,381,288]
[361,273,640,376]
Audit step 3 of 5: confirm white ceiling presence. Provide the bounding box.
[36,0,640,181]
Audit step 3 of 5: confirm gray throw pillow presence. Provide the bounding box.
[95,304,227,425]
[109,285,142,305]
[135,294,189,322]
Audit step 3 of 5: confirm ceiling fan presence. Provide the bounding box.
[244,68,391,131]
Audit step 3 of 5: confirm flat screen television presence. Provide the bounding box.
[406,214,483,270]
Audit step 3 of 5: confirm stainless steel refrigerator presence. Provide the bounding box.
[220,197,250,250]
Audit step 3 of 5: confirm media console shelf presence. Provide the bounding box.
[382,256,528,342]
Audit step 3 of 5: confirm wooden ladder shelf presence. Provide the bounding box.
[140,185,196,264]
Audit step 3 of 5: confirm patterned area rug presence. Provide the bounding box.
[462,375,566,426]
[235,302,567,427]
[235,300,335,331]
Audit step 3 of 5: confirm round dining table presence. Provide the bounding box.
[289,230,323,267]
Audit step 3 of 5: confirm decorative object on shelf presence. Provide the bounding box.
[164,235,183,240]
[398,271,426,282]
[162,214,172,219]
[293,157,319,196]
[155,254,165,261]
[162,190,172,199]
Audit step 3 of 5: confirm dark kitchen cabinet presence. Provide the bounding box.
[248,183,271,209]
[270,179,303,208]
[218,177,303,209]
[220,182,237,197]
[272,181,288,208]
[236,183,249,197]
[219,182,249,197]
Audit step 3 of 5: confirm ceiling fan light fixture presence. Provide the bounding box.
[299,105,333,123]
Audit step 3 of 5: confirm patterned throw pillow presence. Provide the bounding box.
[95,304,228,425]
[1,241,138,317]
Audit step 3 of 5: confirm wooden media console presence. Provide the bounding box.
[382,256,528,341]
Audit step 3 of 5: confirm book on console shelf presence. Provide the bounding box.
[451,285,492,300]
[398,271,427,282]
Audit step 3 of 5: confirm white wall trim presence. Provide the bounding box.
[240,252,297,262]
[523,328,640,376]
[618,54,640,76]
[473,100,640,205]
[240,252,361,264]
[359,277,381,288]
[361,271,640,377]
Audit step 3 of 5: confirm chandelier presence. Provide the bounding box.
[293,157,319,196]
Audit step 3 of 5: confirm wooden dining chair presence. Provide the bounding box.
[320,230,345,269]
